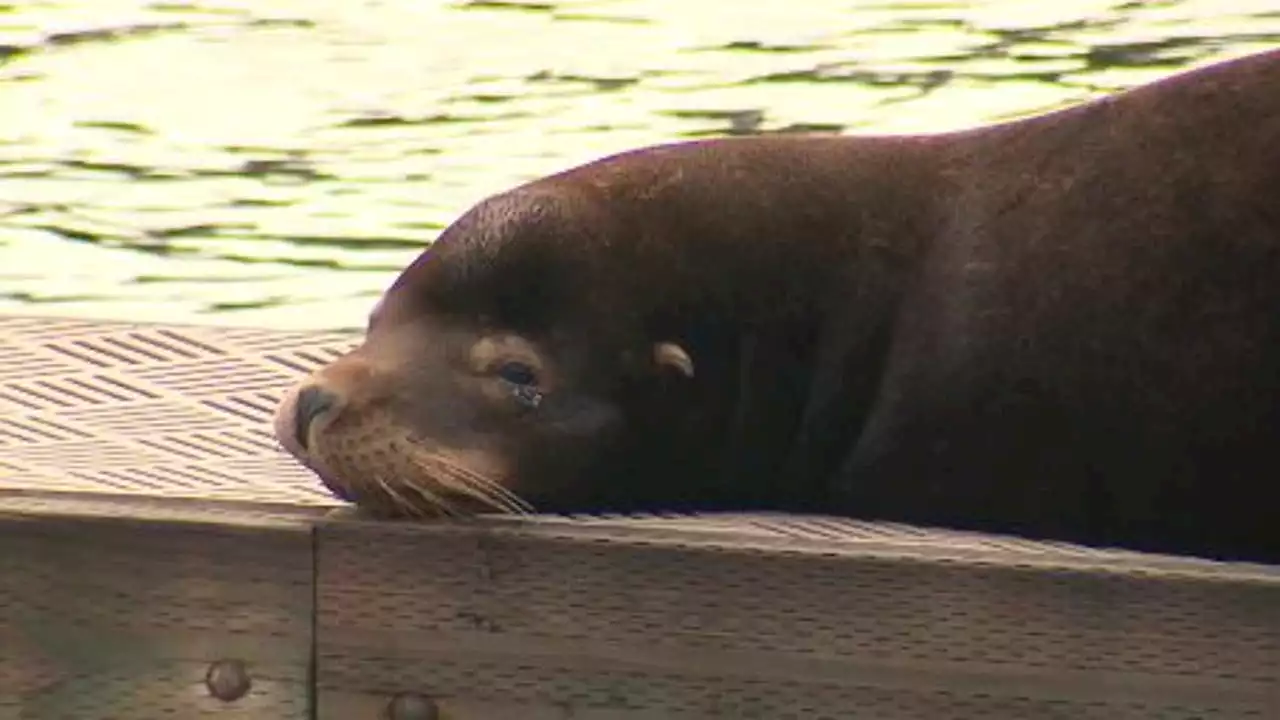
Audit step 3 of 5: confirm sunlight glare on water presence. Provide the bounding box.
[2,0,1279,330]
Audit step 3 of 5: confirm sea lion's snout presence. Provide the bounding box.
[271,354,381,493]
[270,331,547,518]
[291,384,340,452]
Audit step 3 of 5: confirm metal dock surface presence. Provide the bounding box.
[1,314,1277,720]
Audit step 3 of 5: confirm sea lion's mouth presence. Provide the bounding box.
[303,420,532,519]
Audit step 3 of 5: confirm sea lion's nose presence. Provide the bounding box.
[293,385,339,450]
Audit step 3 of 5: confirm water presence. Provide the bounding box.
[3,0,1279,331]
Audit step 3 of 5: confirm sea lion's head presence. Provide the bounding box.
[272,184,703,518]
[273,136,919,518]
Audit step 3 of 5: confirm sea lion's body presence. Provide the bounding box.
[274,49,1280,563]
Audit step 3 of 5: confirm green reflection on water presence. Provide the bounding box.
[1,0,1278,330]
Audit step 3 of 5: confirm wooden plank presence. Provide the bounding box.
[313,512,1280,720]
[0,494,318,720]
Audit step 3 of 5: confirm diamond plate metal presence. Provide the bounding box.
[1,313,1278,720]
[0,314,353,505]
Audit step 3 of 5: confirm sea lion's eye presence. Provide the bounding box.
[496,361,538,387]
[496,361,543,410]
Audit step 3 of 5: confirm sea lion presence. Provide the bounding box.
[273,48,1280,564]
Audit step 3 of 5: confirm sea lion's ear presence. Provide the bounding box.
[653,342,694,379]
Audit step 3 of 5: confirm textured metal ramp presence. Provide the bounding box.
[0,314,352,506]
[1,314,1278,720]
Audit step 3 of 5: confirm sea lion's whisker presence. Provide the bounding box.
[399,466,474,519]
[428,455,534,515]
[378,472,452,518]
[410,453,527,515]
[406,456,494,517]
[403,452,485,509]
[461,469,536,515]
[425,473,477,518]
[451,469,530,516]
[371,473,418,517]
[399,480,455,518]
[412,479,466,519]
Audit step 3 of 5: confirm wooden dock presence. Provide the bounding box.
[1,314,1276,720]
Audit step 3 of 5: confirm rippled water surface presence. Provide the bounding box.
[3,0,1279,330]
